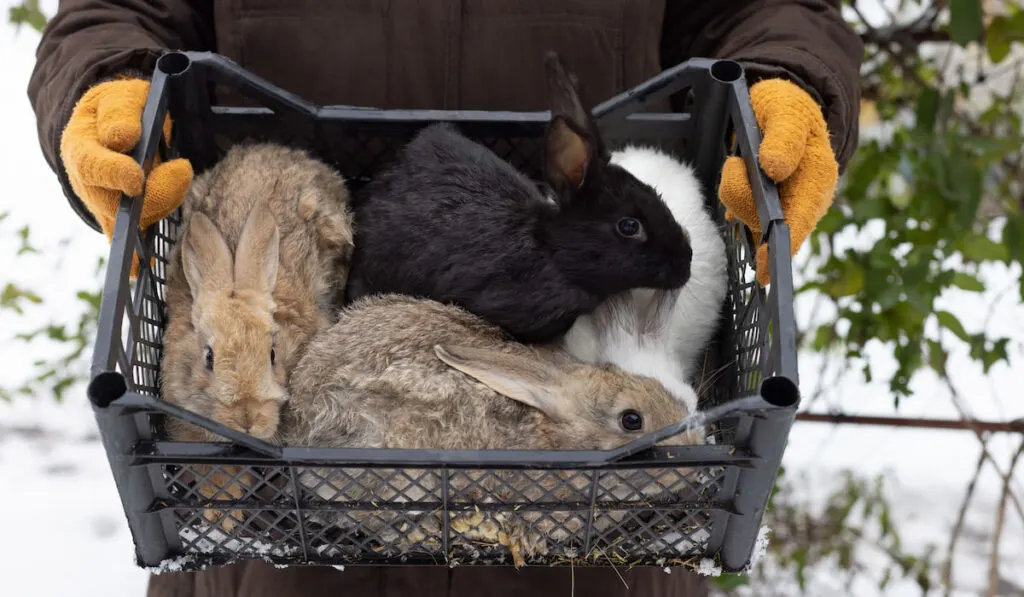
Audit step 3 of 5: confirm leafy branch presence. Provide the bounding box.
[714,467,937,596]
[8,0,48,33]
[0,212,103,402]
[805,1,1024,401]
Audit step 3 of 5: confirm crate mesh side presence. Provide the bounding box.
[159,462,725,566]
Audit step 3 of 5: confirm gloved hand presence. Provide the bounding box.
[718,78,839,287]
[61,77,193,276]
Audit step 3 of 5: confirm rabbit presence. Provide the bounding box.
[343,51,692,343]
[561,146,729,412]
[281,294,704,566]
[160,142,353,530]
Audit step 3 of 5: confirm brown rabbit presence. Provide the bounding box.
[282,294,703,566]
[161,143,353,531]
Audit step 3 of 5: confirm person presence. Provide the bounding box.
[29,1,863,596]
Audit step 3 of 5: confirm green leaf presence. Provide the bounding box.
[972,337,1010,373]
[712,573,750,590]
[7,0,48,33]
[926,339,948,375]
[917,568,932,592]
[936,311,970,342]
[844,144,887,205]
[76,290,102,312]
[34,369,56,383]
[817,207,846,234]
[1004,213,1024,262]
[985,338,1010,373]
[949,0,984,46]
[0,283,43,314]
[45,325,69,342]
[823,260,866,298]
[861,361,873,384]
[986,35,1012,64]
[851,195,889,221]
[915,87,940,133]
[986,15,1024,63]
[794,548,808,590]
[52,376,76,402]
[946,151,984,224]
[959,233,1010,263]
[880,504,892,536]
[811,325,835,351]
[950,272,985,292]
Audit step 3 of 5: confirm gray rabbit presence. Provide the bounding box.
[282,294,703,565]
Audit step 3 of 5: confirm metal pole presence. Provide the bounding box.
[796,412,1024,433]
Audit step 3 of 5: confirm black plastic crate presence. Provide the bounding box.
[86,51,799,573]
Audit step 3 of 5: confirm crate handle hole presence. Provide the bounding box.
[88,371,128,408]
[710,60,743,84]
[760,376,799,409]
[157,52,192,77]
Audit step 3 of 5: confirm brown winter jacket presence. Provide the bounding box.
[29,1,861,596]
[29,0,863,235]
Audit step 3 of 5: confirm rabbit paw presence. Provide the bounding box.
[203,507,242,533]
[498,524,548,568]
[197,465,250,535]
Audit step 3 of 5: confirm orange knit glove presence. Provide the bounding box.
[61,78,193,277]
[718,79,839,287]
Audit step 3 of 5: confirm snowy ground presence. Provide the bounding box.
[1,2,1022,596]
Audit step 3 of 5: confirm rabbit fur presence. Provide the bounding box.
[160,142,353,528]
[344,52,692,343]
[562,146,729,412]
[281,294,703,566]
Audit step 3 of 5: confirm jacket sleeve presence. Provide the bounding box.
[27,0,215,232]
[662,0,864,173]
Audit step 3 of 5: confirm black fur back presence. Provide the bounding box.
[346,124,594,342]
[345,123,691,343]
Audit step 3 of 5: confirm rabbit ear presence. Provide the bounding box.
[234,204,280,294]
[182,212,233,296]
[434,344,571,421]
[543,51,607,200]
[545,117,593,197]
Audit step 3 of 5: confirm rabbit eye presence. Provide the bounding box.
[616,217,645,240]
[619,409,644,432]
[204,346,214,371]
[270,347,276,366]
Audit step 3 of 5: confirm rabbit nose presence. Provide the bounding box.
[240,411,253,434]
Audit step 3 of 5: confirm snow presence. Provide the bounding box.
[747,526,771,571]
[1,1,1022,595]
[697,558,724,577]
[0,399,150,595]
[148,556,196,576]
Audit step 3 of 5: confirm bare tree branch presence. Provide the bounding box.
[987,439,1024,597]
[943,447,987,597]
[944,377,1024,523]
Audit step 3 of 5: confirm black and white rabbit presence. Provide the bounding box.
[562,146,729,411]
[344,52,693,343]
